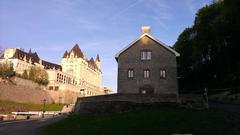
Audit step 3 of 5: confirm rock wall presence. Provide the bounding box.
[74,94,205,114]
[74,94,179,113]
[11,77,45,90]
[0,84,53,104]
[0,77,80,104]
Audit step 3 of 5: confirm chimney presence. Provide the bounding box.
[141,26,151,34]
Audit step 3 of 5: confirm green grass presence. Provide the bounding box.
[0,100,64,114]
[43,107,237,135]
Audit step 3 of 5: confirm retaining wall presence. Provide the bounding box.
[74,94,205,114]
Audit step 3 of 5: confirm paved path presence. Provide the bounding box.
[0,115,65,135]
[209,101,240,113]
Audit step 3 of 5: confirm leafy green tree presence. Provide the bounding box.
[174,0,240,93]
[29,66,49,85]
[0,62,15,78]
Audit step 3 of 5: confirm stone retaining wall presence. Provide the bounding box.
[0,77,80,104]
[74,94,206,114]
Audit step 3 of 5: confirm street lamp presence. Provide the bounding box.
[203,88,209,109]
[42,99,46,118]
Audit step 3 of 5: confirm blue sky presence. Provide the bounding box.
[0,0,212,92]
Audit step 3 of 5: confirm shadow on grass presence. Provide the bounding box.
[42,106,238,135]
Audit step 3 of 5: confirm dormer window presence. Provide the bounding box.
[141,50,151,60]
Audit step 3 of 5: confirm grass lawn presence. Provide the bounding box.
[0,100,64,114]
[43,107,238,135]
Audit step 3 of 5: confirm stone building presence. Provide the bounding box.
[0,48,61,74]
[60,44,103,96]
[115,26,180,95]
[0,44,109,96]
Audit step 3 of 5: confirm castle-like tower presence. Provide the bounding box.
[61,44,103,95]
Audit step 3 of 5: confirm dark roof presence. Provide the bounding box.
[42,60,62,71]
[63,44,84,58]
[88,57,98,70]
[62,51,68,58]
[96,54,100,62]
[10,49,40,64]
[1,48,62,71]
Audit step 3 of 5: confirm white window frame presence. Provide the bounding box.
[128,69,134,78]
[160,69,166,79]
[143,69,150,78]
[141,51,152,60]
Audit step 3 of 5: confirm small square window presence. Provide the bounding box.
[141,51,151,60]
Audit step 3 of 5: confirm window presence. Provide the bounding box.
[143,69,150,78]
[55,86,59,91]
[128,69,134,78]
[49,86,53,90]
[141,51,152,60]
[160,69,166,79]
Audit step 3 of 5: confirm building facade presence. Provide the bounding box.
[0,44,109,96]
[115,26,180,95]
[60,44,103,96]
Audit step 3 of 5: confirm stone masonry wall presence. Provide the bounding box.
[0,77,80,104]
[74,94,205,114]
[117,36,178,95]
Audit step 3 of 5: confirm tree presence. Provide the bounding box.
[29,66,49,85]
[22,70,28,79]
[174,0,240,92]
[0,62,15,78]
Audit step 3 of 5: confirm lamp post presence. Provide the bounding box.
[203,88,209,109]
[42,99,46,118]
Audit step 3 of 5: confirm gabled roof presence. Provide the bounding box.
[115,33,180,61]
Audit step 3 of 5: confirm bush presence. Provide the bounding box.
[22,70,28,79]
[29,67,49,85]
[0,63,15,78]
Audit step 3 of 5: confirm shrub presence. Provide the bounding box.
[22,70,29,79]
[0,62,15,78]
[29,66,49,85]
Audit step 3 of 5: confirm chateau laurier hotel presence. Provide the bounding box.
[0,44,111,96]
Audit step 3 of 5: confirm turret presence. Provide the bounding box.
[95,54,101,69]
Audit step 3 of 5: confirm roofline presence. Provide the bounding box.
[115,33,180,61]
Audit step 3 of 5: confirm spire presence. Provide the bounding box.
[62,50,68,58]
[29,48,32,53]
[90,57,94,62]
[96,54,100,62]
